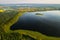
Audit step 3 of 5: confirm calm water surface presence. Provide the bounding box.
[11,10,60,37]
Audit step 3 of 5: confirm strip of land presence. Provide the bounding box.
[0,8,60,40]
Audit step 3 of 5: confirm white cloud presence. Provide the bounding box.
[0,0,60,4]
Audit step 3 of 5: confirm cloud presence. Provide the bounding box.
[0,0,60,4]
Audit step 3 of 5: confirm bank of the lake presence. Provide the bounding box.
[10,10,60,40]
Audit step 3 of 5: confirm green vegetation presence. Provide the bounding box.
[0,10,36,40]
[35,13,43,16]
[1,32,36,40]
[19,7,60,12]
[0,7,60,40]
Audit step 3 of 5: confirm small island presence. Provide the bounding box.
[35,13,43,16]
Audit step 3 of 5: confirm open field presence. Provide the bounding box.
[0,7,60,40]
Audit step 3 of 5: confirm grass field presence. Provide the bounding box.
[0,9,60,40]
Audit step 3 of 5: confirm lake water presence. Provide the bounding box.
[11,10,60,37]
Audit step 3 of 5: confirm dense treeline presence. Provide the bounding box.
[0,32,36,40]
[0,10,36,40]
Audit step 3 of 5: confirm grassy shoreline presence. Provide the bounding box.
[3,12,24,32]
[1,11,60,40]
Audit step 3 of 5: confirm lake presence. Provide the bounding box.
[10,10,60,37]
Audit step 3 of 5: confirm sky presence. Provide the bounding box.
[0,0,60,4]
